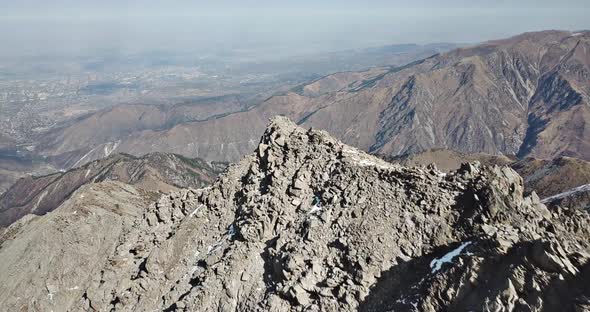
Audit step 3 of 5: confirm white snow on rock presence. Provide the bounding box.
[308,203,322,214]
[190,204,205,217]
[541,184,590,203]
[308,195,323,214]
[430,241,472,273]
[342,147,392,170]
[207,241,224,255]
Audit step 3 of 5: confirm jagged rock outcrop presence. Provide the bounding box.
[1,117,589,311]
[386,150,590,211]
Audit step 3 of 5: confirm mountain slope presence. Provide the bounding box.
[0,181,153,308]
[513,156,590,211]
[511,156,590,198]
[0,152,224,227]
[37,95,247,169]
[34,30,590,166]
[1,117,589,311]
[302,30,590,159]
[29,44,456,170]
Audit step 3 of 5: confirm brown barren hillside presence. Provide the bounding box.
[36,31,590,167]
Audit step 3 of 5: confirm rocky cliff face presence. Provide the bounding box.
[1,117,589,311]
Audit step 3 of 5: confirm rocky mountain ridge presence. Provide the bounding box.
[0,152,224,227]
[387,149,590,211]
[1,117,589,311]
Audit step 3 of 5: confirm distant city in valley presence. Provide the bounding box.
[0,41,456,192]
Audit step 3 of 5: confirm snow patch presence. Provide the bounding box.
[33,190,49,211]
[357,158,391,169]
[309,203,322,214]
[308,195,322,214]
[541,183,590,203]
[103,141,121,157]
[71,144,103,168]
[358,159,378,166]
[343,147,391,169]
[207,241,223,255]
[190,204,205,217]
[430,241,472,273]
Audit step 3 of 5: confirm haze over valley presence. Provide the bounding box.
[2,2,589,184]
[0,40,458,193]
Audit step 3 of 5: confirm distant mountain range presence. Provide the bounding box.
[32,31,589,169]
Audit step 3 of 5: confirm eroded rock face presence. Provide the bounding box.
[1,117,590,311]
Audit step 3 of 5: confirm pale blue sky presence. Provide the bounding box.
[1,0,589,58]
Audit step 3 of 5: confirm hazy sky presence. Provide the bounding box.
[1,0,589,59]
